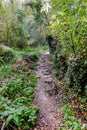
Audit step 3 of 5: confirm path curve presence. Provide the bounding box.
[34,51,62,130]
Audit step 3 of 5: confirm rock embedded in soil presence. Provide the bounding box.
[43,72,50,75]
[33,50,63,130]
[45,78,52,84]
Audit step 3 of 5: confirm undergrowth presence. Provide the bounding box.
[0,65,37,129]
[58,82,87,130]
[0,46,48,130]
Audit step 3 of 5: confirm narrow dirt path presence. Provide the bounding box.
[34,51,63,130]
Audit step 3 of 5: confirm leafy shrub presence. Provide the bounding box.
[0,47,14,65]
[4,23,28,49]
[64,53,87,95]
[49,0,87,96]
[62,104,82,130]
[0,97,37,129]
[2,50,14,63]
[53,52,68,78]
[0,57,4,66]
[0,73,36,102]
[0,59,37,129]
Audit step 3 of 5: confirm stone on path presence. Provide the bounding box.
[33,50,62,130]
[45,78,52,84]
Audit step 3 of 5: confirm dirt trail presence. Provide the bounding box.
[34,51,63,130]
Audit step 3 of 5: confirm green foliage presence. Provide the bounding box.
[0,45,48,129]
[62,104,82,130]
[24,0,48,46]
[0,49,38,129]
[25,0,45,24]
[0,98,37,129]
[0,46,14,65]
[65,53,87,94]
[51,0,87,54]
[0,0,48,48]
[4,9,28,49]
[0,74,35,100]
[16,9,26,23]
[60,94,87,130]
[48,1,87,125]
[0,1,29,49]
[50,0,87,96]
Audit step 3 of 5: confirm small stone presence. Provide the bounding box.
[45,123,48,126]
[36,75,40,78]
[43,71,50,75]
[34,128,37,130]
[45,79,52,84]
[41,65,45,67]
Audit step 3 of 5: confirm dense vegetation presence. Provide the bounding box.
[0,0,87,129]
[0,0,47,129]
[48,0,87,126]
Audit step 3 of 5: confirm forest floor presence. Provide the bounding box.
[0,46,85,130]
[33,50,63,130]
